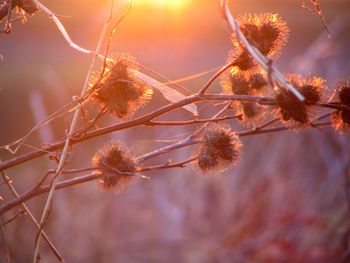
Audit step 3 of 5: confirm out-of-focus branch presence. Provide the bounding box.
[0,160,64,262]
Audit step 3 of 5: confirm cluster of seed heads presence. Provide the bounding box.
[222,70,268,126]
[230,13,289,72]
[89,12,350,193]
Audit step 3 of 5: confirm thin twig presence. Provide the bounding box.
[0,216,11,263]
[146,114,241,127]
[2,210,26,225]
[2,93,340,172]
[0,120,332,216]
[0,160,64,261]
[32,4,114,262]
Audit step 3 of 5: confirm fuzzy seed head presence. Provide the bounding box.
[233,13,289,58]
[275,74,325,128]
[331,110,350,134]
[197,125,242,173]
[92,141,137,191]
[229,49,256,72]
[221,70,267,96]
[91,55,153,119]
[338,81,350,106]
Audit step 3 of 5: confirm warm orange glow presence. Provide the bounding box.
[123,0,190,12]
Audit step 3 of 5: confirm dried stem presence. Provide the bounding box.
[0,92,339,172]
[0,159,64,262]
[0,120,332,216]
[32,5,114,262]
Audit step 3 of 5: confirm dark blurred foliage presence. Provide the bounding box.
[0,0,350,262]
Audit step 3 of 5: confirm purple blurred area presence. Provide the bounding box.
[0,0,350,262]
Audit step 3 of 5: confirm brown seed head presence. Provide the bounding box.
[275,74,325,128]
[92,141,137,191]
[197,125,242,173]
[233,13,289,58]
[338,81,350,106]
[331,110,350,134]
[221,69,267,96]
[91,54,153,119]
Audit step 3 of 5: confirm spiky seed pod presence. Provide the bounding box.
[338,81,350,106]
[331,81,350,134]
[222,71,251,96]
[275,74,325,128]
[250,73,268,91]
[221,69,268,96]
[331,110,350,134]
[238,101,266,127]
[232,13,289,58]
[92,141,138,191]
[91,54,153,119]
[197,124,242,173]
[229,49,257,72]
[221,70,267,127]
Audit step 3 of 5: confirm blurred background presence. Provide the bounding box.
[1,0,350,262]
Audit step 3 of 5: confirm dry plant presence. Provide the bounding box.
[0,0,349,262]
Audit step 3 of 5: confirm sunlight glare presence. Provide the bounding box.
[123,0,190,12]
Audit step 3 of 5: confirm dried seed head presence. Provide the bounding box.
[331,82,350,134]
[249,73,268,91]
[240,101,265,126]
[197,124,242,173]
[221,70,267,96]
[275,74,325,128]
[92,141,138,191]
[229,49,257,72]
[331,110,350,134]
[233,13,289,57]
[91,54,153,119]
[338,81,350,106]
